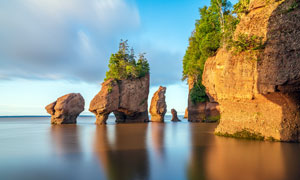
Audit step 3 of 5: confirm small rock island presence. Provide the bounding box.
[150,86,167,122]
[89,40,150,124]
[171,109,180,122]
[45,93,85,124]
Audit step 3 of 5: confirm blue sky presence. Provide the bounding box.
[0,0,238,115]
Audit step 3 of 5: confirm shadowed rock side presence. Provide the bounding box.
[171,109,181,122]
[188,78,220,122]
[203,0,300,141]
[45,93,85,124]
[150,86,167,122]
[184,108,188,119]
[89,75,150,125]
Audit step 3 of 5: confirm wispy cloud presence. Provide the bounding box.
[0,0,183,86]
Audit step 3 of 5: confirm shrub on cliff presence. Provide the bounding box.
[105,40,150,81]
[183,0,237,103]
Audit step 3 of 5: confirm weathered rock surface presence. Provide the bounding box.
[184,108,188,119]
[187,77,220,122]
[203,0,300,141]
[150,86,167,122]
[171,109,181,122]
[46,93,85,124]
[89,75,150,125]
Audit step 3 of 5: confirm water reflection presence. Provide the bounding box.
[150,123,165,159]
[50,125,82,155]
[186,123,300,180]
[1,117,300,180]
[93,124,149,180]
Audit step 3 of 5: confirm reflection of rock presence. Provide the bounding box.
[50,125,81,155]
[205,136,286,180]
[150,86,167,122]
[184,108,188,119]
[46,93,85,124]
[203,0,300,141]
[93,124,149,180]
[171,109,180,122]
[187,78,220,122]
[150,123,165,158]
[89,75,150,125]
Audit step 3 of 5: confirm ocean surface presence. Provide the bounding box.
[0,115,300,180]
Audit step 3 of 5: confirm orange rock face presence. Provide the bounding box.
[45,93,85,124]
[203,0,300,141]
[150,86,167,122]
[89,75,150,125]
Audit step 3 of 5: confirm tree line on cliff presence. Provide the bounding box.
[183,0,250,103]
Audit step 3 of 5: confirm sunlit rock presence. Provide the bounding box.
[89,75,150,125]
[150,86,167,122]
[203,0,300,141]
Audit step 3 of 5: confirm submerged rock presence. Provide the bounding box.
[149,86,167,122]
[89,75,150,125]
[45,93,85,124]
[171,109,180,122]
[203,0,300,141]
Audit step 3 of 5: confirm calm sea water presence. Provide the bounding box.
[0,115,300,180]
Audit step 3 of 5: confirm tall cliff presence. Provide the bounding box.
[89,75,150,124]
[203,0,300,141]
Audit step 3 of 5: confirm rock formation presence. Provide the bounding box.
[203,0,300,141]
[45,93,85,124]
[171,109,181,122]
[89,75,150,125]
[184,108,188,119]
[188,77,220,122]
[150,86,167,122]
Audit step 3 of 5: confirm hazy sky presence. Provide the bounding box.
[0,0,238,115]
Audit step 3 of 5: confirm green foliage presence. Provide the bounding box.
[233,0,250,19]
[215,129,265,140]
[205,115,221,123]
[105,40,150,81]
[286,1,299,13]
[183,0,238,103]
[228,33,265,53]
[190,75,209,104]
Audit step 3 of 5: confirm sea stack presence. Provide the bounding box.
[184,108,188,119]
[171,109,180,122]
[89,75,150,125]
[203,0,300,141]
[45,93,85,125]
[150,86,167,122]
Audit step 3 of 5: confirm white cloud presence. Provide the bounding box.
[0,0,140,82]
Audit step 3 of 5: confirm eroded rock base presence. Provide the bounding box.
[215,93,300,142]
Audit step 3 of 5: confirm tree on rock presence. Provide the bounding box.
[105,40,150,81]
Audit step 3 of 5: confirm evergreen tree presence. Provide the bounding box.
[105,40,150,81]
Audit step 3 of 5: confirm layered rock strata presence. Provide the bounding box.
[203,0,300,141]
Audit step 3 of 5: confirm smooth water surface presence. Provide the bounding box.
[0,116,300,180]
